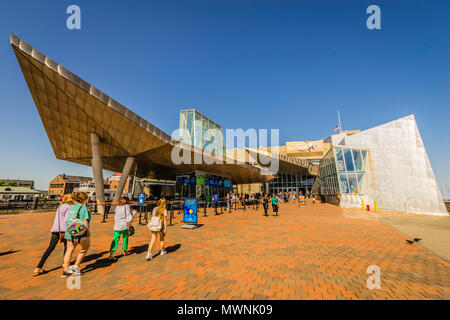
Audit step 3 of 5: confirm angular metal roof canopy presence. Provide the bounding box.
[10,33,273,183]
[245,148,319,176]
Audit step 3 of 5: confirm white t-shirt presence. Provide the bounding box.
[152,207,167,217]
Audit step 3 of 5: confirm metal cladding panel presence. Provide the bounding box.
[340,115,447,215]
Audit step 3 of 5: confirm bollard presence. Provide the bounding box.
[366,204,370,211]
[374,201,378,212]
[361,200,365,211]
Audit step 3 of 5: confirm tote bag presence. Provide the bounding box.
[147,215,162,232]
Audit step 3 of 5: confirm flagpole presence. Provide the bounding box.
[337,110,343,132]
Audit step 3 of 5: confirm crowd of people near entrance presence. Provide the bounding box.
[225,191,317,215]
[33,191,168,277]
[33,190,318,277]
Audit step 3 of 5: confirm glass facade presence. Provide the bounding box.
[319,146,368,195]
[179,109,225,157]
[175,171,233,200]
[269,173,315,195]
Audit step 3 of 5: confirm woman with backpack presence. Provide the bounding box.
[33,194,75,276]
[62,192,91,277]
[146,198,168,261]
[108,197,135,259]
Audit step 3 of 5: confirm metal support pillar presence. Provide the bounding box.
[113,157,135,204]
[90,133,105,216]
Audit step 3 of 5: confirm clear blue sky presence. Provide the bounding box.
[0,0,449,193]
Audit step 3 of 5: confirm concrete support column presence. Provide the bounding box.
[265,182,269,194]
[113,157,135,204]
[90,133,105,215]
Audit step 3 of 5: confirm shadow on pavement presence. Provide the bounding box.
[127,243,182,256]
[0,250,21,256]
[81,257,119,275]
[128,244,148,255]
[82,251,109,263]
[166,244,181,254]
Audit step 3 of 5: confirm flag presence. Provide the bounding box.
[333,125,340,132]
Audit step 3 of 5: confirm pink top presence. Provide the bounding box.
[50,203,71,232]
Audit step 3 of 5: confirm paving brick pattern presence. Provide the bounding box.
[0,201,448,300]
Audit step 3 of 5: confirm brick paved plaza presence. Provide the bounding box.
[0,201,448,300]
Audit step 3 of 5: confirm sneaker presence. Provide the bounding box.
[62,270,72,278]
[160,250,167,256]
[146,252,152,261]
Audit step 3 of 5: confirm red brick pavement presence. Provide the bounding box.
[0,201,448,300]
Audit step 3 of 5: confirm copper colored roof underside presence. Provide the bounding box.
[246,148,319,176]
[11,34,274,184]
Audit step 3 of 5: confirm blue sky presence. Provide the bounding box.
[0,0,449,193]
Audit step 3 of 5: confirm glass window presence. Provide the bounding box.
[353,149,363,171]
[339,173,349,194]
[344,148,355,172]
[360,150,368,169]
[335,148,345,172]
[347,173,359,194]
[357,173,365,194]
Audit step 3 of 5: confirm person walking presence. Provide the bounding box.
[33,194,75,276]
[108,197,135,259]
[271,193,279,216]
[262,193,269,217]
[146,198,168,261]
[62,192,91,277]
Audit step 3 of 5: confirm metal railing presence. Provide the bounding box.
[0,200,60,214]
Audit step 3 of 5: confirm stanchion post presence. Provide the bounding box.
[102,203,107,223]
[169,202,174,226]
[145,203,148,224]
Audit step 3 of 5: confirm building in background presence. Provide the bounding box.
[11,34,446,215]
[107,173,130,195]
[0,186,42,201]
[73,180,113,202]
[318,115,447,215]
[0,179,35,189]
[48,174,92,198]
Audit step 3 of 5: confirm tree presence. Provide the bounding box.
[0,181,5,186]
[7,182,17,187]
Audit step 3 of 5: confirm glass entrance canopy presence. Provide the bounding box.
[319,146,368,195]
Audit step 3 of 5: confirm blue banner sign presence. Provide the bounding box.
[184,198,198,224]
[138,193,145,205]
